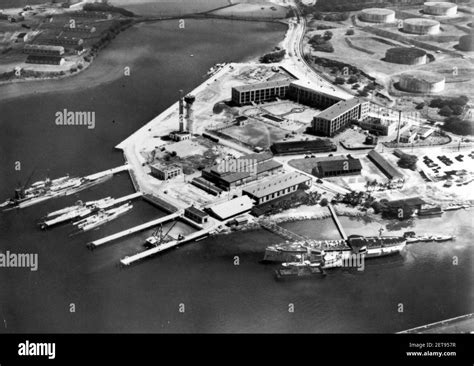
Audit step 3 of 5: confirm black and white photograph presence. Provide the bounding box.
[0,0,473,362]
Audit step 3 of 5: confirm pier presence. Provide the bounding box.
[398,313,474,333]
[328,204,348,240]
[102,192,142,208]
[120,225,217,266]
[88,211,181,248]
[259,220,309,241]
[84,164,130,181]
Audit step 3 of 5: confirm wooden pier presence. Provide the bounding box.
[88,211,181,249]
[328,204,348,240]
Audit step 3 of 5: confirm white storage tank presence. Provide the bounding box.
[359,8,396,23]
[423,2,457,16]
[403,18,440,35]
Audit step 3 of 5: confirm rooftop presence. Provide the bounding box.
[367,150,403,179]
[209,196,254,220]
[232,79,291,93]
[313,155,362,173]
[271,139,336,154]
[243,172,311,199]
[185,206,208,218]
[385,197,426,207]
[315,98,363,121]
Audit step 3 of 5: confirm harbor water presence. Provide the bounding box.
[0,18,472,333]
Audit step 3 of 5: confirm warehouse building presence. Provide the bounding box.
[150,164,182,180]
[311,155,362,178]
[367,150,403,179]
[242,172,311,205]
[312,98,370,137]
[399,130,418,143]
[201,152,282,190]
[270,139,337,156]
[209,195,254,220]
[43,36,84,47]
[24,44,65,56]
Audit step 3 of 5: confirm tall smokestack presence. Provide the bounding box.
[396,110,402,143]
[178,90,185,132]
[184,94,196,134]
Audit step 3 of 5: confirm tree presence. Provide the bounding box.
[335,77,345,85]
[323,31,333,41]
[397,153,418,170]
[320,198,328,207]
[346,29,355,36]
[451,104,464,116]
[347,75,358,84]
[415,102,425,110]
[439,105,453,117]
[371,201,382,214]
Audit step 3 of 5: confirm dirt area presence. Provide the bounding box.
[145,136,233,174]
[219,119,289,148]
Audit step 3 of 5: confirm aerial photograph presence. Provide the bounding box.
[0,0,473,360]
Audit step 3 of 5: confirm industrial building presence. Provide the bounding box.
[359,8,396,23]
[150,164,182,180]
[367,150,403,180]
[358,116,397,136]
[63,25,96,33]
[70,11,113,19]
[403,18,440,35]
[24,44,65,56]
[231,80,290,105]
[399,130,418,143]
[312,98,370,137]
[417,126,435,139]
[184,206,209,225]
[242,172,311,205]
[201,152,282,190]
[169,92,195,140]
[398,71,445,93]
[16,32,29,43]
[209,195,254,220]
[423,2,457,16]
[385,47,427,65]
[270,139,337,155]
[311,155,362,178]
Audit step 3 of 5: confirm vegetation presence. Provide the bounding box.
[430,96,468,117]
[346,29,355,36]
[319,198,328,206]
[397,153,418,171]
[260,49,286,63]
[308,34,334,53]
[83,2,135,17]
[443,116,474,136]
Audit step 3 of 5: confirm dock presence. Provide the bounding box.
[120,225,216,266]
[398,313,474,334]
[102,192,142,208]
[84,164,130,181]
[259,220,308,242]
[328,204,348,240]
[88,211,181,248]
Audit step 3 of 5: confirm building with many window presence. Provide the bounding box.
[242,172,311,205]
[287,79,343,109]
[311,155,362,178]
[270,139,337,155]
[150,164,182,180]
[24,44,65,56]
[312,98,370,137]
[25,55,65,65]
[231,80,290,105]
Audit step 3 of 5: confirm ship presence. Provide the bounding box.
[2,171,111,210]
[418,206,443,217]
[264,235,406,263]
[275,258,325,280]
[71,203,133,233]
[39,197,114,230]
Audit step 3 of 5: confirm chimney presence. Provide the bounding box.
[178,90,185,132]
[184,94,196,134]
